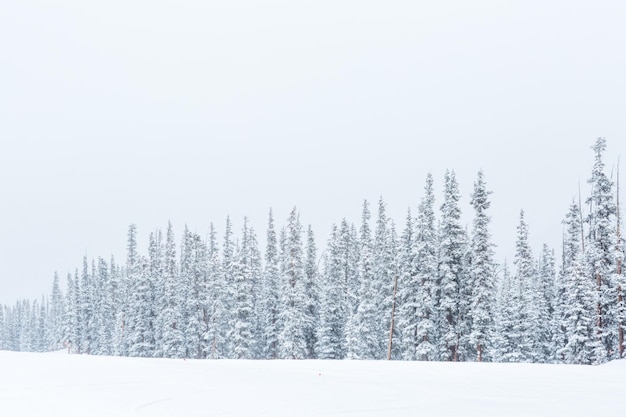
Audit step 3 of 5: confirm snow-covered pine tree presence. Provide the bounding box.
[337,220,358,357]
[64,273,75,352]
[70,269,82,353]
[535,244,556,363]
[258,210,280,359]
[398,208,418,360]
[561,202,599,364]
[304,225,319,359]
[343,221,360,337]
[585,138,619,363]
[15,300,27,351]
[221,217,236,358]
[19,300,30,351]
[232,219,255,359]
[467,170,497,362]
[206,223,229,359]
[79,256,95,354]
[387,221,402,360]
[615,161,625,358]
[147,230,163,357]
[113,225,138,357]
[371,197,394,359]
[4,304,15,351]
[111,255,128,357]
[246,225,263,358]
[552,235,568,363]
[21,300,33,351]
[5,305,15,351]
[48,272,65,351]
[412,174,439,361]
[1,306,9,350]
[178,226,193,357]
[93,257,114,355]
[125,225,156,357]
[0,306,5,350]
[492,261,512,362]
[90,262,104,355]
[157,222,185,358]
[346,200,379,359]
[35,296,47,352]
[0,305,4,350]
[29,299,40,351]
[127,255,154,357]
[278,207,308,359]
[317,224,347,359]
[438,170,467,361]
[181,228,209,359]
[512,210,540,362]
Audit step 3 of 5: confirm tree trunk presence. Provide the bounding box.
[387,274,399,360]
[617,158,624,358]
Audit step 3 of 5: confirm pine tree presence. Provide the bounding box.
[536,244,556,363]
[398,209,418,360]
[0,306,5,350]
[512,210,539,362]
[304,225,319,359]
[585,137,619,362]
[36,296,47,352]
[552,236,568,363]
[258,210,280,359]
[48,272,65,350]
[346,200,379,359]
[615,161,625,358]
[221,217,236,358]
[492,261,513,362]
[79,256,94,354]
[387,221,402,360]
[111,255,128,357]
[147,230,163,357]
[93,257,114,355]
[412,174,439,361]
[64,273,75,352]
[317,224,347,359]
[438,171,467,361]
[70,269,82,353]
[343,222,360,336]
[127,256,154,357]
[206,222,229,359]
[126,225,157,358]
[181,228,209,359]
[158,222,185,358]
[467,170,497,362]
[561,202,599,364]
[278,207,308,359]
[371,197,394,359]
[113,225,139,357]
[246,225,263,358]
[232,219,256,359]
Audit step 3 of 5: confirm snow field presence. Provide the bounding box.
[0,351,624,417]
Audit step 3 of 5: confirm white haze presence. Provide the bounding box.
[0,0,625,303]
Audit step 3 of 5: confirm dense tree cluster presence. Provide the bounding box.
[1,139,623,364]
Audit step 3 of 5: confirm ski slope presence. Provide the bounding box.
[0,350,623,417]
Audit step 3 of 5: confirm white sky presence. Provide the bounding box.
[1,0,625,304]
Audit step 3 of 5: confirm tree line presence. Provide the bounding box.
[1,138,623,364]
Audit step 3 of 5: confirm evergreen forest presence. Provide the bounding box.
[1,138,623,365]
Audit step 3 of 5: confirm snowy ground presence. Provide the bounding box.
[0,351,623,417]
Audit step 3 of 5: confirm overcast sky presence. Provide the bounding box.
[1,0,625,304]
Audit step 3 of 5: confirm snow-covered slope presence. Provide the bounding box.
[0,350,623,417]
